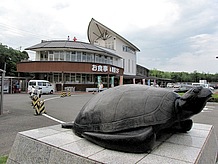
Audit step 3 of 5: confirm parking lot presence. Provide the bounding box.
[0,92,94,156]
[1,92,218,156]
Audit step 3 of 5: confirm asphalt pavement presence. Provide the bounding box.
[0,92,94,156]
[0,91,218,157]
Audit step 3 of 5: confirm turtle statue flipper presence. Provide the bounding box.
[170,119,193,132]
[82,127,156,153]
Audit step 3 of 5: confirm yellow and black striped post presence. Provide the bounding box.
[32,95,40,108]
[60,90,66,97]
[39,100,46,114]
[34,99,46,115]
[34,99,41,115]
[67,89,71,96]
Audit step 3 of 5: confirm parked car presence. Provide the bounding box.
[167,83,174,88]
[28,80,54,95]
[174,85,193,93]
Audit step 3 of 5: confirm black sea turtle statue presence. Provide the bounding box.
[62,84,212,153]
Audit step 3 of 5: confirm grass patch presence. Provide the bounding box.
[210,93,218,102]
[0,155,8,164]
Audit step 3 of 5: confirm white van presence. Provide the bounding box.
[28,80,54,94]
[192,83,214,91]
[192,83,209,88]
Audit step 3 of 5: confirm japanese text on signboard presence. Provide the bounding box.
[92,65,119,74]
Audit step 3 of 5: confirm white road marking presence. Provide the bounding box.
[202,106,214,112]
[44,96,60,102]
[42,113,65,124]
[41,96,67,123]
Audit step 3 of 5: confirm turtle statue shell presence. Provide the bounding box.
[63,84,212,153]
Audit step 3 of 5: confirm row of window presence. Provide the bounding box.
[47,73,109,84]
[39,51,117,65]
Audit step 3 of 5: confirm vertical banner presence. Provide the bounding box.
[111,76,114,88]
[119,76,123,85]
[97,76,101,87]
[133,78,135,84]
[147,79,150,86]
[153,79,156,87]
[142,79,145,85]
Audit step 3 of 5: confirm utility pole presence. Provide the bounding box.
[0,68,6,115]
[0,56,10,115]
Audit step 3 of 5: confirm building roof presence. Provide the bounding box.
[25,40,122,58]
[87,18,140,52]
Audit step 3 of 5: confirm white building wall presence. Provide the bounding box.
[35,52,40,61]
[115,38,136,75]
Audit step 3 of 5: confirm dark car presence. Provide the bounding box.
[174,85,193,93]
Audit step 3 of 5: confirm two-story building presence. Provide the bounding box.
[17,18,141,91]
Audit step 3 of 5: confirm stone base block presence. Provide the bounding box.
[7,123,218,164]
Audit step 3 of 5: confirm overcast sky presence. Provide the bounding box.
[1,0,218,74]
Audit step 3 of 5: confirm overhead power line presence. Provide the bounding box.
[0,23,53,40]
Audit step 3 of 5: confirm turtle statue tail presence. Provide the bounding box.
[61,122,74,129]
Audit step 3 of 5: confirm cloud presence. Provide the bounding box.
[0,0,218,73]
[135,0,218,73]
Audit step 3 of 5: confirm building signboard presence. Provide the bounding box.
[91,64,119,74]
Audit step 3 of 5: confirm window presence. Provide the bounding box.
[82,74,86,83]
[71,51,76,61]
[82,52,86,62]
[60,52,64,61]
[76,74,81,83]
[54,52,59,61]
[100,55,104,63]
[87,74,93,84]
[122,45,135,54]
[40,52,48,61]
[132,60,134,73]
[110,57,113,65]
[95,54,99,63]
[49,54,54,61]
[66,52,70,61]
[123,45,126,52]
[54,73,61,82]
[114,58,118,66]
[91,54,95,62]
[87,53,91,62]
[29,81,36,86]
[38,82,43,86]
[77,52,81,62]
[64,74,70,82]
[70,73,76,83]
[128,59,130,72]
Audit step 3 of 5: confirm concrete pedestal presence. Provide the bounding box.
[7,123,218,164]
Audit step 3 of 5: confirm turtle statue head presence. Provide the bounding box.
[177,86,212,119]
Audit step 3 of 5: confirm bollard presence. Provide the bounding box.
[39,100,46,114]
[67,89,71,96]
[34,99,46,115]
[32,95,40,108]
[60,90,66,97]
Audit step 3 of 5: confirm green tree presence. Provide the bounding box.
[0,43,29,76]
[150,69,218,82]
